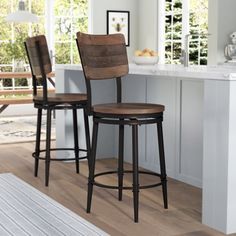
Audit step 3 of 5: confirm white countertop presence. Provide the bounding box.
[56,63,236,81]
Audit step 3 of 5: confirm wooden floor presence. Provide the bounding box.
[0,142,234,236]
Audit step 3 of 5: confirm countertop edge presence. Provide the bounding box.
[55,64,236,81]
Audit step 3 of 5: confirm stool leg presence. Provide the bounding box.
[83,109,91,168]
[157,121,168,209]
[87,121,99,213]
[118,123,124,201]
[132,124,139,223]
[34,108,42,177]
[45,108,52,187]
[73,109,79,173]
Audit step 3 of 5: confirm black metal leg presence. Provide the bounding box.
[87,120,99,213]
[45,108,52,187]
[73,109,79,173]
[157,121,168,209]
[118,123,124,201]
[34,108,42,177]
[132,124,139,223]
[83,109,91,168]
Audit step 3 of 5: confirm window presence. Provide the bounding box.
[164,0,208,65]
[54,0,88,64]
[0,0,46,90]
[0,0,88,91]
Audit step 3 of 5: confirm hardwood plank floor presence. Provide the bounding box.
[0,142,234,236]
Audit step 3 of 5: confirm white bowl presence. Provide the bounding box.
[133,56,159,65]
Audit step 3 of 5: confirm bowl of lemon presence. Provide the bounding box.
[133,48,159,65]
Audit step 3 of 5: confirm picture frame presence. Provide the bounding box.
[106,10,130,46]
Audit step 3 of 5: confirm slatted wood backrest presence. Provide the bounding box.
[25,35,52,77]
[25,35,52,101]
[76,32,129,80]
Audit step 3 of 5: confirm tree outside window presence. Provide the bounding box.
[0,0,88,90]
[165,0,208,65]
[54,0,88,64]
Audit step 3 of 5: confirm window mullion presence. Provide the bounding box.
[182,0,189,48]
[157,0,165,64]
[46,0,55,65]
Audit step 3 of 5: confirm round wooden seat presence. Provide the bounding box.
[34,93,87,104]
[93,103,165,116]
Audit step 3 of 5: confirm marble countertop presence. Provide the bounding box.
[56,63,236,81]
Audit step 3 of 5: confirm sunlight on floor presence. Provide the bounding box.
[0,116,55,144]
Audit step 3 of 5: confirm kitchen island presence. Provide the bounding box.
[55,63,236,234]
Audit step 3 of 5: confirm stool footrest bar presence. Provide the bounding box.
[92,170,164,190]
[32,148,88,161]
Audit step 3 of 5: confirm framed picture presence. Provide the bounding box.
[107,10,130,46]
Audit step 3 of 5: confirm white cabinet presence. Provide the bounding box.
[146,76,178,179]
[178,80,204,187]
[56,69,204,187]
[56,69,116,159]
[115,75,204,187]
[118,75,146,164]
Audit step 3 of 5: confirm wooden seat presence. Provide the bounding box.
[93,103,165,116]
[77,32,168,223]
[34,93,87,104]
[25,35,90,187]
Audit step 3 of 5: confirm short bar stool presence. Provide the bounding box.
[76,32,168,222]
[25,35,90,186]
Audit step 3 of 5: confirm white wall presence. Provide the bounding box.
[90,0,138,60]
[138,0,158,51]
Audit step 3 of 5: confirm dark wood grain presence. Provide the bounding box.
[33,93,87,104]
[93,103,165,115]
[25,35,52,77]
[77,32,128,80]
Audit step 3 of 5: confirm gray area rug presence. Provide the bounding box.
[0,173,109,236]
[0,116,55,144]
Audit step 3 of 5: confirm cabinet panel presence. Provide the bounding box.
[118,75,146,163]
[146,77,177,178]
[179,80,204,187]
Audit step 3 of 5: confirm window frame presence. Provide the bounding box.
[0,0,91,89]
[158,0,208,65]
[0,0,90,116]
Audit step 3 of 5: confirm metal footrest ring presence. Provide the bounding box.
[92,170,164,190]
[32,148,88,161]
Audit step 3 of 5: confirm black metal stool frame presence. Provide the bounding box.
[32,103,90,187]
[25,39,91,187]
[76,34,168,222]
[86,77,168,223]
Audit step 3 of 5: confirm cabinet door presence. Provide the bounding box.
[178,80,203,187]
[146,76,177,178]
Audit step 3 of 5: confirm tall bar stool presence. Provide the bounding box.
[24,35,90,186]
[76,32,168,222]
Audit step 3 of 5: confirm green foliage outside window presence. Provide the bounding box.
[0,0,88,90]
[54,0,88,64]
[165,0,208,65]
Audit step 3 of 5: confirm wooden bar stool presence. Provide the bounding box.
[76,32,168,222]
[24,35,90,186]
